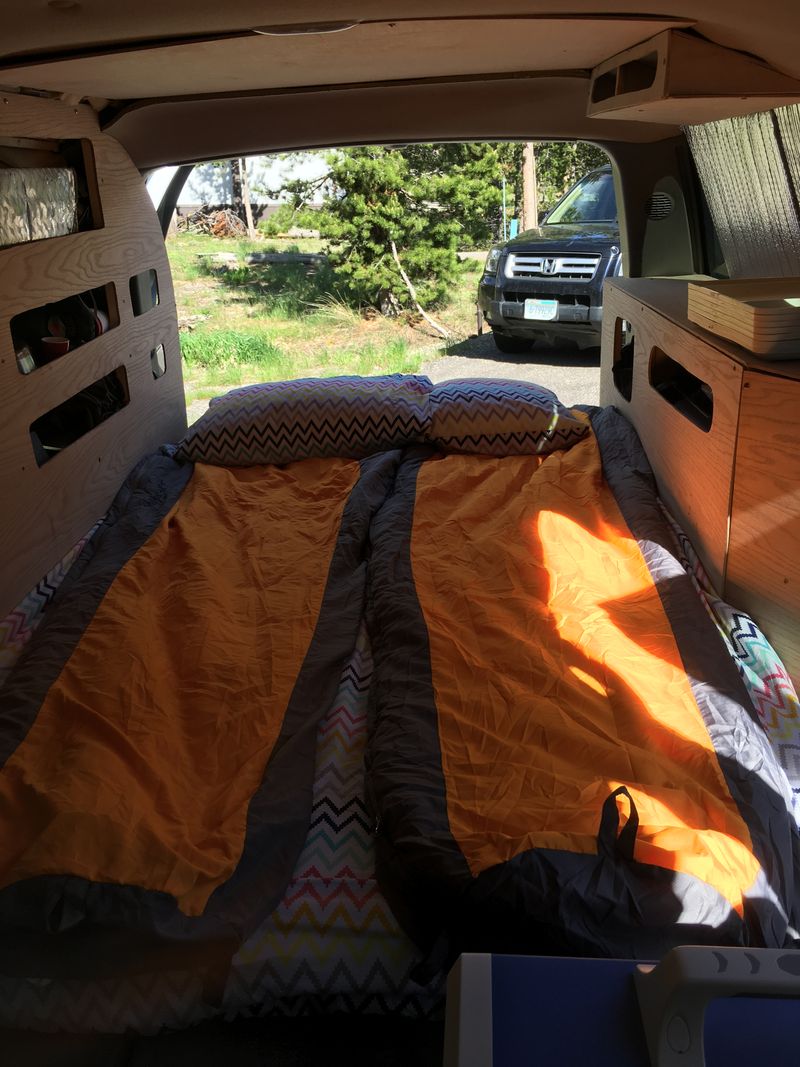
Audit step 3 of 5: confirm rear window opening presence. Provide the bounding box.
[147,141,614,421]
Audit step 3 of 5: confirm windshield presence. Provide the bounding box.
[545,170,616,225]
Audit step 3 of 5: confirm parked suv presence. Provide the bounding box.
[478,164,622,353]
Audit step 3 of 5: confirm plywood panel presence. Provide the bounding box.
[726,372,800,688]
[2,333,185,617]
[600,282,742,590]
[2,311,181,469]
[0,93,99,139]
[0,93,186,619]
[1,18,691,101]
[0,227,170,320]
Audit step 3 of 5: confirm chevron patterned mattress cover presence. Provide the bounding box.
[0,377,799,1033]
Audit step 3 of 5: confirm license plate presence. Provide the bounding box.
[523,298,558,321]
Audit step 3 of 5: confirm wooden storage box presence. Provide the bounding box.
[587,29,800,125]
[688,277,800,357]
[601,278,800,689]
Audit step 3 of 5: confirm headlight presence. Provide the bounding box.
[484,247,502,275]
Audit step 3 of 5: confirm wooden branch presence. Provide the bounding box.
[389,240,450,339]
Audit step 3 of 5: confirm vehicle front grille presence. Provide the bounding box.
[505,253,600,281]
[503,291,591,307]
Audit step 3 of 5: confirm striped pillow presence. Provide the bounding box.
[428,378,588,455]
[177,375,433,466]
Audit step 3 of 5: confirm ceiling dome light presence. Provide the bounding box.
[252,21,360,36]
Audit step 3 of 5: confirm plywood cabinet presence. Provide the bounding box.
[0,93,187,619]
[726,373,800,680]
[601,278,800,688]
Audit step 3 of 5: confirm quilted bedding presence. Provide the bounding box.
[1,379,799,1031]
[366,407,800,963]
[0,449,399,969]
[0,620,440,1033]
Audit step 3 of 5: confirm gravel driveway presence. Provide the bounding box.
[185,333,601,426]
[421,332,601,408]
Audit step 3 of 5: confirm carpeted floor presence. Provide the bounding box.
[129,1017,444,1066]
[2,1017,445,1067]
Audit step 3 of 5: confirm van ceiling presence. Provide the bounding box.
[2,2,799,166]
[3,17,691,100]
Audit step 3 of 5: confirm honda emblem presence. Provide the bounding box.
[543,257,558,274]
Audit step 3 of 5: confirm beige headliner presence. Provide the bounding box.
[2,1,799,166]
[110,77,676,170]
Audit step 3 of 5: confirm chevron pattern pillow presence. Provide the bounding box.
[429,378,589,455]
[177,374,433,466]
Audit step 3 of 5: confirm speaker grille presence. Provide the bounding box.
[647,191,674,220]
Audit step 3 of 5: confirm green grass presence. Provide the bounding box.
[316,338,420,377]
[181,329,284,369]
[167,233,484,419]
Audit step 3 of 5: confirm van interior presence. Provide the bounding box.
[2,3,800,1064]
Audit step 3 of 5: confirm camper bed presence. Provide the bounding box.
[1,375,799,1033]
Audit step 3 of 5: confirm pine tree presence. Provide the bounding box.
[319,143,531,310]
[272,141,609,311]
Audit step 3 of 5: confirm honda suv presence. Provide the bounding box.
[478,164,622,353]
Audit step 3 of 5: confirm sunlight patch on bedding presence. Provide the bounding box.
[568,664,608,696]
[537,508,715,752]
[608,781,760,916]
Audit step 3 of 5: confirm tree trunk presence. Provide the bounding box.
[239,158,257,239]
[522,142,539,230]
[230,159,244,223]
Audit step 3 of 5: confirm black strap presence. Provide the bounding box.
[598,786,639,862]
